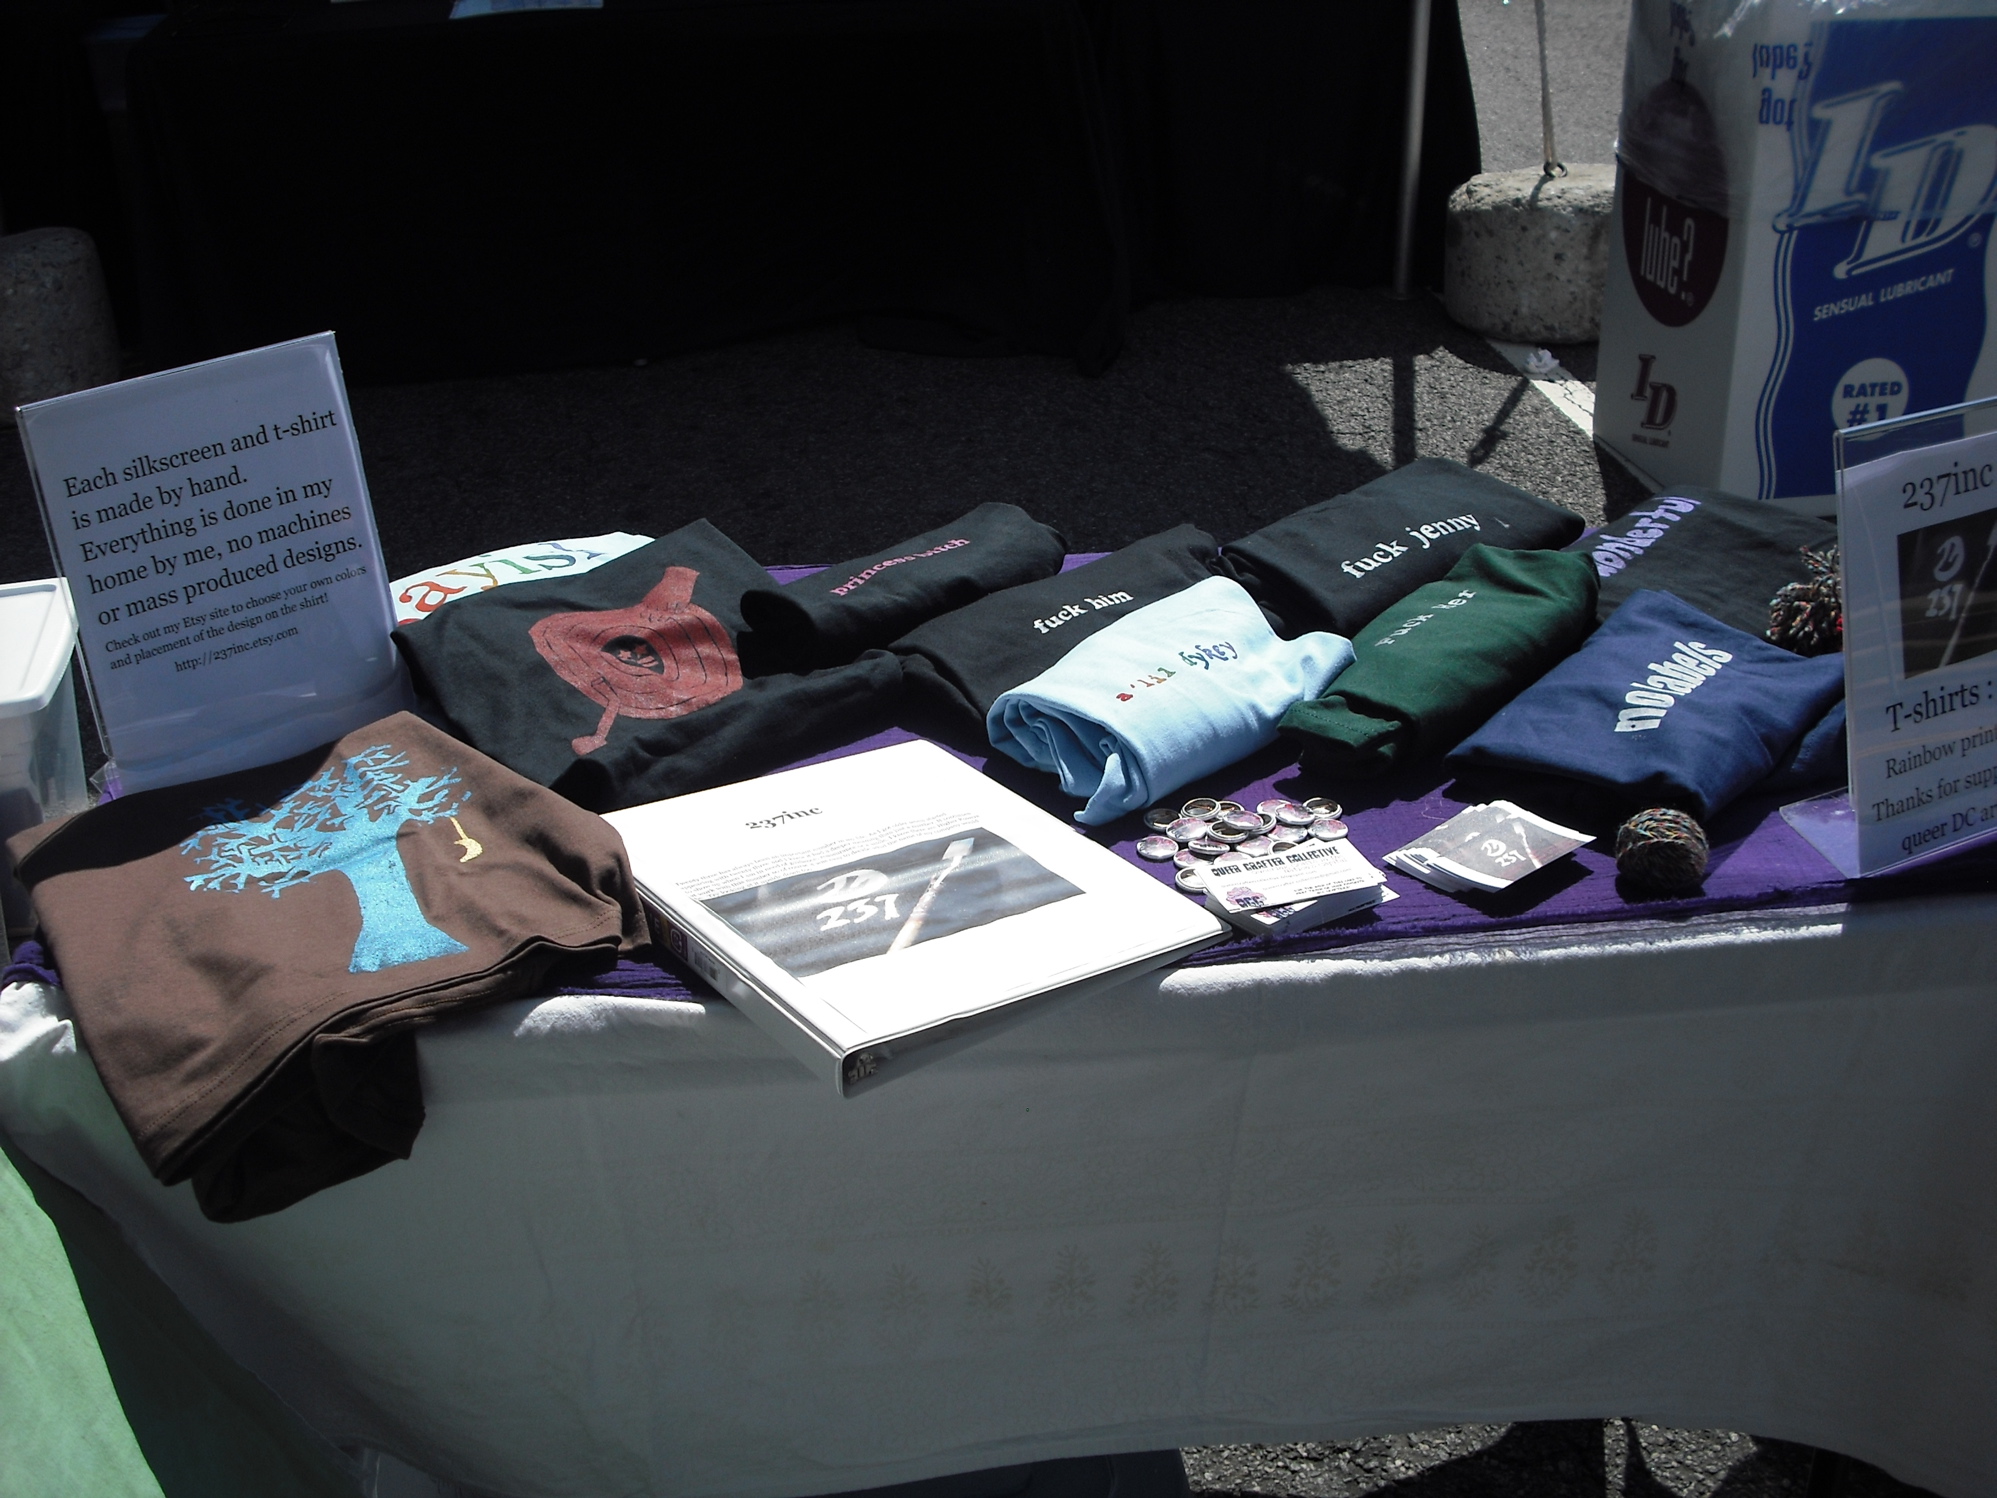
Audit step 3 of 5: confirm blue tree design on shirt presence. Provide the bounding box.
[182,745,472,974]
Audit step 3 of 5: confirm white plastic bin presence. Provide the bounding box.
[1,578,88,938]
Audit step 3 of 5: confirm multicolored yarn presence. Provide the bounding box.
[1767,544,1842,656]
[1614,807,1709,892]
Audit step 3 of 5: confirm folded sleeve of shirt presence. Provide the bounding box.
[890,524,1231,736]
[739,503,1068,671]
[1563,487,1837,636]
[394,519,903,811]
[1762,698,1848,794]
[1222,458,1587,638]
[1448,590,1848,818]
[4,712,648,1222]
[987,576,1354,824]
[1278,545,1601,777]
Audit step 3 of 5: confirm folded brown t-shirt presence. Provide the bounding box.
[6,712,647,1222]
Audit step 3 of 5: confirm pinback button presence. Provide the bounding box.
[1255,800,1293,818]
[1217,812,1262,836]
[1303,797,1342,819]
[1167,817,1212,844]
[1214,801,1245,816]
[1310,818,1349,841]
[1136,835,1179,861]
[1210,825,1250,843]
[1174,850,1201,869]
[1239,836,1275,856]
[1175,865,1208,892]
[1142,806,1179,832]
[1187,837,1229,858]
[1269,836,1301,852]
[1273,804,1316,828]
[1180,797,1219,818]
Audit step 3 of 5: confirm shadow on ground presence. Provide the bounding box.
[1187,1421,1940,1498]
[2,287,1640,587]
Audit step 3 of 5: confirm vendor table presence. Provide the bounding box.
[122,0,1481,378]
[5,882,1997,1498]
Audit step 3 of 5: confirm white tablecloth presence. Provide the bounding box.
[4,894,1995,1498]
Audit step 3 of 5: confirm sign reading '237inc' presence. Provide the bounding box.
[16,333,407,793]
[1832,405,1997,875]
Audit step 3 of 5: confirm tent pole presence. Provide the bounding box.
[1389,0,1435,299]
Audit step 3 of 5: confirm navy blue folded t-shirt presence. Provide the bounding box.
[1763,699,1848,792]
[1448,590,1847,818]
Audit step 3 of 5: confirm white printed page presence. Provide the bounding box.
[608,741,1222,1049]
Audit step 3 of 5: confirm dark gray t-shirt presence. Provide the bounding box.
[1563,486,1836,639]
[1223,458,1586,637]
[891,525,1230,736]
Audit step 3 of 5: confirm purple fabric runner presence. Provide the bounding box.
[0,940,61,991]
[12,553,1990,1004]
[612,550,1996,992]
[557,718,1994,1002]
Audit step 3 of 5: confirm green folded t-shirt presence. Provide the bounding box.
[1278,545,1599,776]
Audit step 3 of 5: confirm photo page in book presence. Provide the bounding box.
[605,739,1226,1086]
[692,821,1083,981]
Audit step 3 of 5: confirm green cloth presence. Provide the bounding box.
[0,1131,356,1498]
[1278,545,1599,776]
[0,1137,163,1498]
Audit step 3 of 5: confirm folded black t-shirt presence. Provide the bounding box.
[891,524,1228,735]
[739,503,1068,672]
[395,520,903,811]
[1223,458,1586,637]
[1564,487,1837,637]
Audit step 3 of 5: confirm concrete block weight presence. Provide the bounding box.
[1443,164,1614,343]
[0,228,121,426]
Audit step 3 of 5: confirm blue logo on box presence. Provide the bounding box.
[1760,18,1997,498]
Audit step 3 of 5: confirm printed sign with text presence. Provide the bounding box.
[17,333,407,792]
[1839,421,1997,874]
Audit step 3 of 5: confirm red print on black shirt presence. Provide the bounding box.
[530,566,743,755]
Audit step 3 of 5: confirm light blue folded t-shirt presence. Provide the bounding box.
[987,575,1355,824]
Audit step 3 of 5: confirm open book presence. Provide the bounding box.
[604,740,1226,1091]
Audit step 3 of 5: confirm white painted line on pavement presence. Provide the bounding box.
[1484,336,1665,494]
[1486,338,1596,436]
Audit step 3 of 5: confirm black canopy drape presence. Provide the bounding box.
[125,0,1480,379]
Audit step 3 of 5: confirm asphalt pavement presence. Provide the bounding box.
[1458,0,1630,173]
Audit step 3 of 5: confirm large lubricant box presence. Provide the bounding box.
[1598,0,1997,511]
[0,579,88,938]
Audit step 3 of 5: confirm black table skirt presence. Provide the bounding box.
[126,0,1479,380]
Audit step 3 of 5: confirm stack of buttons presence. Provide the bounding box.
[1136,794,1347,893]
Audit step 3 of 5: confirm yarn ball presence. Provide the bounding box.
[1767,543,1842,655]
[1614,808,1710,892]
